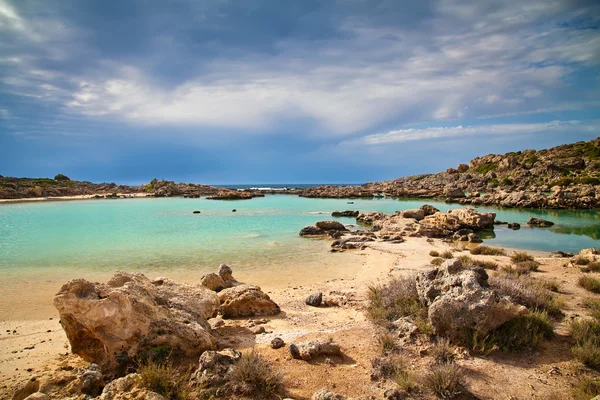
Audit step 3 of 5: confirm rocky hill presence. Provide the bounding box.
[301,137,600,209]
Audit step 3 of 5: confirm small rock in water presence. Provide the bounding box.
[271,337,285,349]
[305,292,323,307]
[192,210,201,214]
[232,209,237,212]
[507,222,521,230]
[527,216,554,227]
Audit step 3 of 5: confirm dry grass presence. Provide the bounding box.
[588,261,600,272]
[457,255,499,270]
[423,363,464,399]
[502,260,539,276]
[139,361,191,400]
[376,331,398,355]
[584,298,600,320]
[441,250,454,259]
[470,245,505,256]
[579,275,600,293]
[226,351,283,396]
[371,354,419,392]
[367,275,428,326]
[429,250,440,257]
[572,376,600,400]
[431,337,456,365]
[573,255,592,266]
[490,274,563,317]
[431,257,444,266]
[572,318,600,369]
[510,251,534,263]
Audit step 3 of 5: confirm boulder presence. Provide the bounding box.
[192,348,241,388]
[468,233,483,243]
[312,389,347,400]
[299,226,326,236]
[305,293,323,307]
[356,212,387,224]
[218,264,239,288]
[527,217,554,227]
[271,337,285,349]
[415,259,527,342]
[444,186,465,198]
[419,204,440,216]
[289,340,341,361]
[550,250,574,258]
[80,363,104,396]
[331,210,359,217]
[400,209,425,221]
[218,284,280,318]
[315,221,348,231]
[201,273,225,292]
[54,272,219,376]
[12,378,39,400]
[421,208,495,234]
[507,222,521,230]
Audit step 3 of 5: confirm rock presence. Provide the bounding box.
[232,209,237,212]
[421,208,495,233]
[415,259,527,342]
[299,226,326,236]
[383,388,409,400]
[99,373,140,400]
[289,340,341,361]
[356,212,387,224]
[452,228,473,241]
[527,217,554,227]
[444,186,465,198]
[312,389,347,400]
[331,210,359,217]
[271,337,285,349]
[305,293,323,307]
[331,235,374,249]
[12,378,39,400]
[550,250,574,258]
[54,272,219,377]
[468,233,483,243]
[400,209,425,221]
[315,221,348,231]
[192,348,241,388]
[192,210,201,214]
[201,273,226,292]
[250,326,265,334]
[507,222,521,230]
[420,204,440,216]
[218,284,280,318]
[80,363,104,396]
[23,394,48,400]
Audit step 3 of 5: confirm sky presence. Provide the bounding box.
[0,0,599,184]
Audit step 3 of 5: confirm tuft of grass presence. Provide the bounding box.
[511,251,534,263]
[584,298,600,320]
[139,361,190,400]
[431,338,456,365]
[377,331,398,355]
[458,255,499,270]
[441,250,454,259]
[367,275,427,325]
[588,261,600,272]
[502,260,539,276]
[226,351,282,396]
[470,311,553,354]
[470,246,505,256]
[579,275,600,293]
[370,354,418,392]
[394,368,418,393]
[573,256,592,266]
[431,257,444,266]
[490,275,563,317]
[572,376,600,400]
[429,250,440,257]
[422,363,464,399]
[571,318,600,369]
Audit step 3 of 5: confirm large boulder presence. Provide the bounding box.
[315,221,348,231]
[54,272,219,376]
[400,209,425,221]
[421,208,495,233]
[415,259,526,342]
[356,212,387,224]
[420,204,440,216]
[218,284,280,318]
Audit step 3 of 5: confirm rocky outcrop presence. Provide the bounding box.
[315,221,348,231]
[299,226,326,236]
[218,284,280,318]
[289,340,342,361]
[191,348,241,388]
[332,210,360,217]
[54,272,219,376]
[312,389,348,400]
[527,217,555,227]
[420,208,495,233]
[207,190,254,200]
[415,259,527,342]
[400,209,425,220]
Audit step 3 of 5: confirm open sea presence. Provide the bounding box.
[0,193,599,318]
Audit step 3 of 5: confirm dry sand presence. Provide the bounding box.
[0,237,597,399]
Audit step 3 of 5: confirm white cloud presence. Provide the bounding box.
[344,120,600,146]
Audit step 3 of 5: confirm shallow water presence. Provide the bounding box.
[0,195,599,318]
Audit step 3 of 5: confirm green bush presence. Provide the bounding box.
[470,246,505,256]
[572,318,600,368]
[54,173,70,181]
[473,163,498,175]
[579,276,600,293]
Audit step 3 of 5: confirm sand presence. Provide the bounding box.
[0,237,596,399]
[0,193,151,204]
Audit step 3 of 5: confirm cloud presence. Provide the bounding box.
[343,120,600,146]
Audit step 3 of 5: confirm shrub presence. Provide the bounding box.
[572,376,600,400]
[371,354,407,381]
[502,260,539,276]
[54,173,71,181]
[139,361,190,400]
[227,351,282,396]
[579,276,600,293]
[431,338,455,365]
[589,262,600,272]
[429,250,440,257]
[572,318,600,369]
[511,252,534,263]
[470,246,505,256]
[489,275,563,317]
[394,368,418,393]
[423,363,464,399]
[458,255,499,270]
[473,162,498,175]
[573,256,592,266]
[431,257,444,266]
[377,331,398,355]
[367,275,427,325]
[441,250,454,259]
[584,298,600,320]
[540,279,561,293]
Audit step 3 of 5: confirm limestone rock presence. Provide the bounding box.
[54,272,219,376]
[315,221,348,231]
[80,363,104,396]
[312,389,347,400]
[299,226,326,236]
[420,204,440,216]
[415,259,527,342]
[527,217,554,227]
[421,208,495,233]
[201,273,225,292]
[305,293,323,307]
[331,210,359,217]
[271,337,285,349]
[218,284,280,318]
[289,340,341,361]
[12,378,39,400]
[23,394,48,400]
[400,209,425,221]
[356,212,387,224]
[192,348,241,388]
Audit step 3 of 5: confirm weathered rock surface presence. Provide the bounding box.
[331,210,359,217]
[192,348,241,388]
[218,284,280,318]
[305,292,323,307]
[315,221,348,231]
[400,209,425,220]
[54,272,219,376]
[420,204,440,216]
[289,340,342,361]
[201,273,226,292]
[271,337,285,349]
[299,226,327,236]
[311,388,348,400]
[527,217,555,226]
[415,259,527,342]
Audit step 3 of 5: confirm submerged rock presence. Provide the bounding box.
[54,272,219,377]
[331,210,359,217]
[527,217,554,227]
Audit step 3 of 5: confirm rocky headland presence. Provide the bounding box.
[300,137,600,209]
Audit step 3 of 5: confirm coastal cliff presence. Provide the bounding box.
[301,137,600,209]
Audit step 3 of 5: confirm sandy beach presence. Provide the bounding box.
[0,193,152,204]
[0,235,594,399]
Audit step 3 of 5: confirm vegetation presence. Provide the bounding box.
[472,162,498,175]
[573,376,600,400]
[431,338,456,365]
[502,260,539,276]
[440,250,454,259]
[510,251,534,263]
[139,361,190,400]
[573,255,592,266]
[584,298,600,320]
[367,275,428,329]
[226,351,282,396]
[490,275,563,317]
[54,173,70,181]
[429,250,440,257]
[572,318,600,369]
[423,363,464,399]
[470,246,505,256]
[579,276,600,293]
[431,257,444,266]
[470,311,553,353]
[457,255,499,270]
[376,331,398,355]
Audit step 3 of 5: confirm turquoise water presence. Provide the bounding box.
[1,195,599,274]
